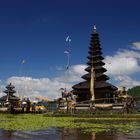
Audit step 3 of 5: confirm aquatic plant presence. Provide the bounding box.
[0,113,140,133]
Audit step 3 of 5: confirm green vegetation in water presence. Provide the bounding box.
[0,113,140,133]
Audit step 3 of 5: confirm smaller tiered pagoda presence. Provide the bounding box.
[0,83,20,107]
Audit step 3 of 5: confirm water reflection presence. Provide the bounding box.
[0,127,140,140]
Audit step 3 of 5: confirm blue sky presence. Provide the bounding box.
[0,0,140,99]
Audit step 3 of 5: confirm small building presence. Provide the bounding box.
[0,83,20,107]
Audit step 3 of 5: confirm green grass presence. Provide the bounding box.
[0,113,140,133]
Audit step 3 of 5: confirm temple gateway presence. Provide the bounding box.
[72,26,118,102]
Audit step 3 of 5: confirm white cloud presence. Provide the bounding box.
[0,49,140,100]
[1,64,87,100]
[115,75,140,89]
[6,76,67,100]
[104,49,140,89]
[104,49,140,76]
[131,41,140,50]
[54,64,87,83]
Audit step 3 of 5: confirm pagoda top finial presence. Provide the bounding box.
[93,25,97,33]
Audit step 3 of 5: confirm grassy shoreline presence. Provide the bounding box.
[47,112,140,118]
[0,113,140,133]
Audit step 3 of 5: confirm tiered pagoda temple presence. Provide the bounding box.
[72,26,117,102]
[0,83,20,106]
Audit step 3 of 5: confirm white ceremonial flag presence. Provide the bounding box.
[21,60,26,64]
[65,35,71,42]
[64,51,69,54]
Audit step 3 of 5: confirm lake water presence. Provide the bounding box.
[0,127,140,140]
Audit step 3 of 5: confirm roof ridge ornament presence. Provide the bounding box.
[93,25,97,33]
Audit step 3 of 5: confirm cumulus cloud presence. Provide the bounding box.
[54,64,87,83]
[104,49,140,88]
[115,75,140,89]
[2,64,87,100]
[131,41,140,50]
[7,76,66,100]
[1,48,140,99]
[104,49,140,76]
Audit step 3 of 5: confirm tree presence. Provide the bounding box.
[127,86,140,101]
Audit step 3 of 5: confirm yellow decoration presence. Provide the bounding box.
[90,66,95,101]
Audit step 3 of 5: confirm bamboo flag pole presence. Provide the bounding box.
[90,25,96,101]
[90,66,95,101]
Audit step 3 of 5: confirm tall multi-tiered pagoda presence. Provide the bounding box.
[0,83,20,106]
[72,26,117,102]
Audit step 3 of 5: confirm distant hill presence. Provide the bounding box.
[127,86,140,100]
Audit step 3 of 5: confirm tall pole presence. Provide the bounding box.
[90,25,96,102]
[90,66,95,101]
[18,60,26,99]
[64,35,71,112]
[65,35,71,70]
[19,60,26,77]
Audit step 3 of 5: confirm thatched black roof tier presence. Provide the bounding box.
[88,51,102,55]
[87,61,105,66]
[85,66,107,73]
[0,95,19,101]
[87,54,103,58]
[4,90,16,94]
[87,55,104,60]
[89,41,100,46]
[6,83,15,89]
[73,81,117,90]
[89,47,102,52]
[82,73,109,81]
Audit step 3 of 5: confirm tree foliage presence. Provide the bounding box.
[127,86,140,100]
